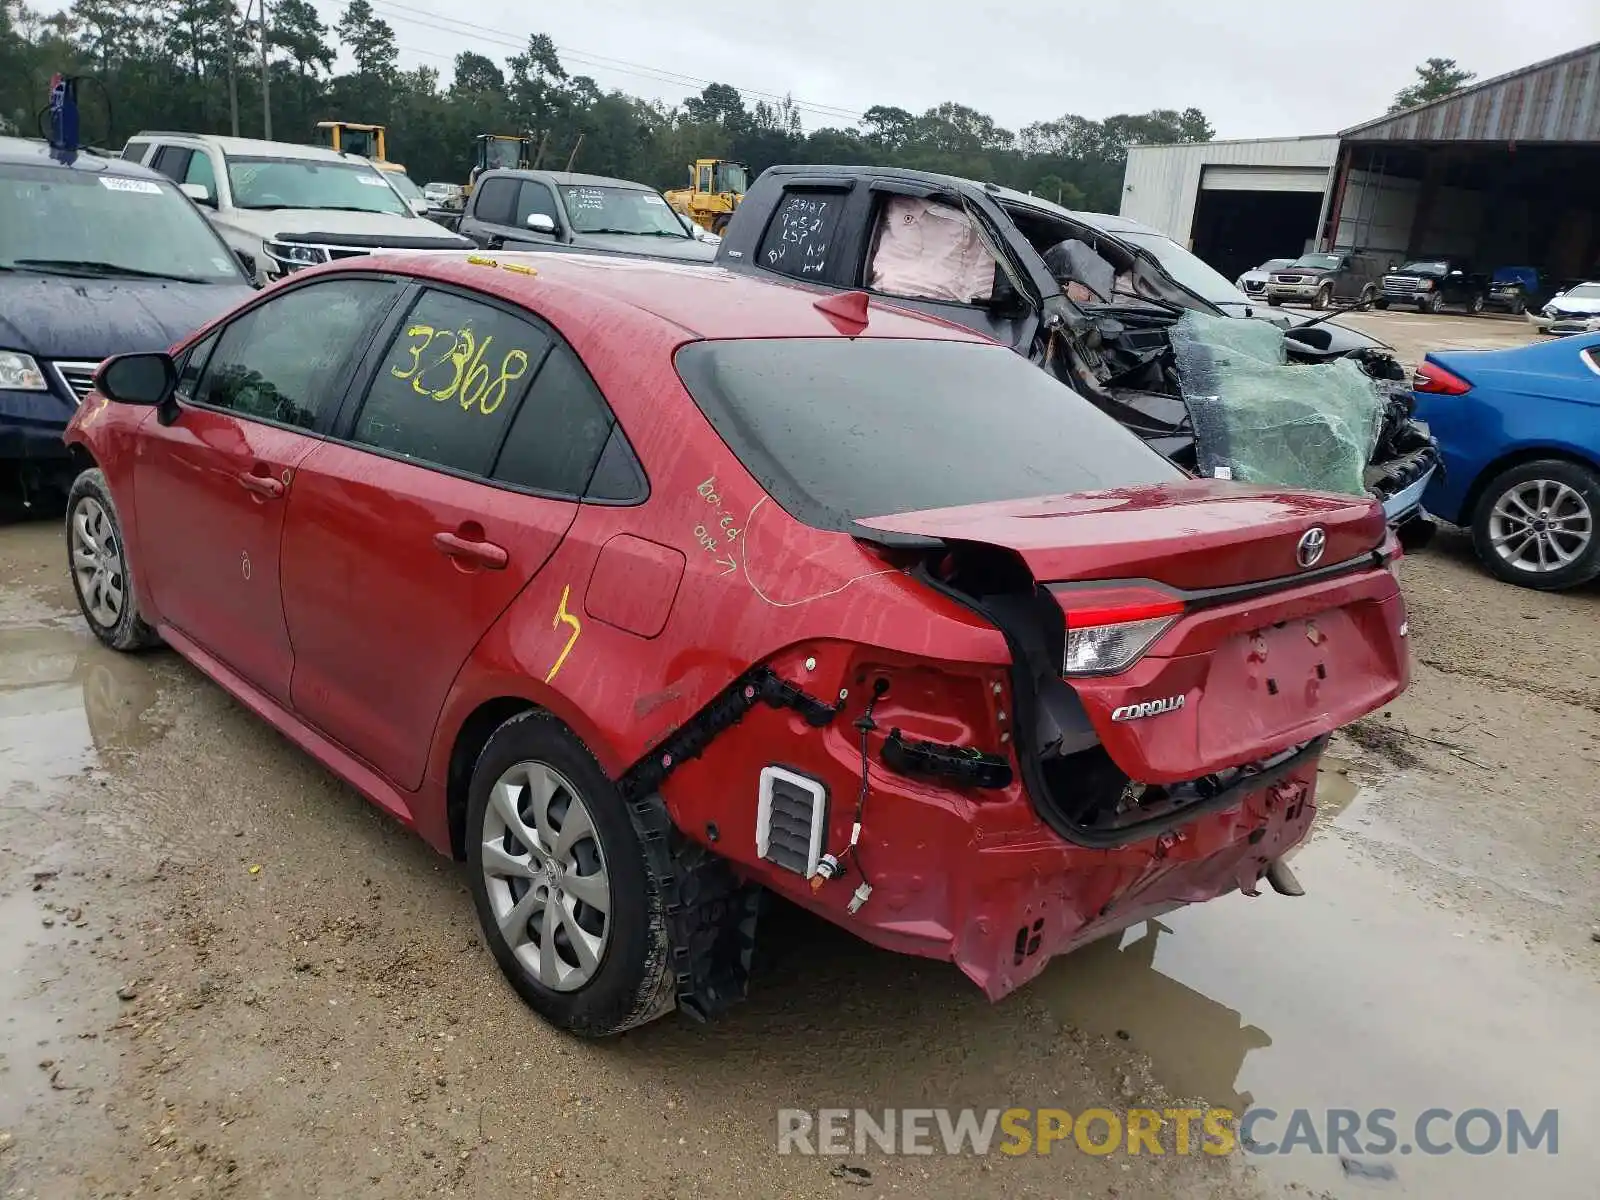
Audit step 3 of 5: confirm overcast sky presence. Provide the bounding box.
[314,0,1599,138]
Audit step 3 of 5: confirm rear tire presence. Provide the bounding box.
[711,213,731,235]
[1470,459,1600,591]
[65,469,160,652]
[465,710,674,1036]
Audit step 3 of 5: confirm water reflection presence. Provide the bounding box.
[0,623,167,797]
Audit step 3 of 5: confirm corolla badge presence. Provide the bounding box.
[1297,526,1327,569]
[1111,695,1186,722]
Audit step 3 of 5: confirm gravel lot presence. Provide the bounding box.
[2,310,1596,1200]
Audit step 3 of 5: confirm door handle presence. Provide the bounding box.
[237,471,284,499]
[433,530,508,570]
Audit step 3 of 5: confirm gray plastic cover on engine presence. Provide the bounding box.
[1169,311,1385,498]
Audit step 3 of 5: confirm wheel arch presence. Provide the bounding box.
[444,695,544,860]
[1460,445,1600,528]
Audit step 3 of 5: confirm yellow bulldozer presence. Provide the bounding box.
[464,133,535,200]
[664,158,749,235]
[314,121,397,167]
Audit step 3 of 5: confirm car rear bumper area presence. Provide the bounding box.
[941,752,1323,1000]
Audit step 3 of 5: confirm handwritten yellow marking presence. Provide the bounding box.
[467,255,499,268]
[500,262,538,276]
[545,585,582,683]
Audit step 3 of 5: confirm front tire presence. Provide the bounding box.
[1315,285,1333,310]
[1267,296,1284,307]
[65,469,160,652]
[1470,459,1600,590]
[466,711,673,1036]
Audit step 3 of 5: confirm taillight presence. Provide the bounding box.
[1050,584,1184,677]
[1412,360,1471,395]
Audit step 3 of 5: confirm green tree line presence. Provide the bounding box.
[1,0,1216,211]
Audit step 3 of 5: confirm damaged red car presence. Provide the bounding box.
[62,252,1410,1036]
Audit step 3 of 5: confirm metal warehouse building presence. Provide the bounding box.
[1121,41,1600,287]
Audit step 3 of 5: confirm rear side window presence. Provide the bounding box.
[674,338,1181,532]
[473,177,517,226]
[491,342,628,498]
[352,289,550,475]
[197,279,395,430]
[756,189,846,280]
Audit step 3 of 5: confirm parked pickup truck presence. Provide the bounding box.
[716,164,1439,536]
[457,169,717,262]
[1376,259,1489,314]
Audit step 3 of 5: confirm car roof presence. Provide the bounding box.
[757,163,1167,241]
[0,136,168,180]
[130,132,357,162]
[478,169,659,191]
[349,251,992,344]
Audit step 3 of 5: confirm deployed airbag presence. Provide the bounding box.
[869,196,995,304]
[1169,311,1385,498]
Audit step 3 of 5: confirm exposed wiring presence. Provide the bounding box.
[811,678,888,912]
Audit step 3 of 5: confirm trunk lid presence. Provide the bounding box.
[856,480,1386,591]
[863,481,1407,793]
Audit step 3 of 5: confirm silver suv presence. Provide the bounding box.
[121,132,471,285]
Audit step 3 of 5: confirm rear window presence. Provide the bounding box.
[673,338,1182,533]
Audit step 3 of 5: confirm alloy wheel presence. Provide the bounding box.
[479,760,612,992]
[71,497,125,628]
[1488,479,1593,573]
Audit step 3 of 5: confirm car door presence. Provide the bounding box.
[279,283,602,790]
[132,277,402,704]
[463,176,562,251]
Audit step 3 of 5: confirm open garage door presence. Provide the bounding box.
[1191,187,1325,285]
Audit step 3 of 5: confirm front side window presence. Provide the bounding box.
[225,155,409,216]
[352,289,552,475]
[516,182,562,227]
[0,163,246,284]
[675,337,1181,533]
[868,195,996,305]
[184,151,217,199]
[558,185,685,237]
[195,279,395,429]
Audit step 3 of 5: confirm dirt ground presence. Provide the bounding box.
[2,310,1597,1199]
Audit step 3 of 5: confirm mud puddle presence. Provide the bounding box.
[1037,759,1600,1199]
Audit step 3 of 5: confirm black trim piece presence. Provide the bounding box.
[881,729,1012,790]
[617,667,843,804]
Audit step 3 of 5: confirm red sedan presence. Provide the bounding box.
[62,252,1410,1036]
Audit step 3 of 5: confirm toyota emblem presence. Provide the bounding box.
[1296,526,1327,568]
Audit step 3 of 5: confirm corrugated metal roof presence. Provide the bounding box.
[1342,42,1600,143]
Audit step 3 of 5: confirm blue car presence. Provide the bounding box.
[1412,333,1600,590]
[1,135,256,503]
